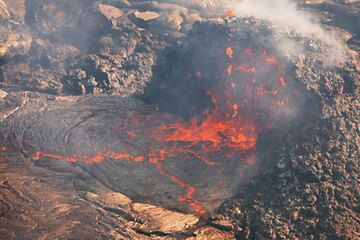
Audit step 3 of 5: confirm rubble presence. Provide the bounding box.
[98,4,124,26]
[187,226,235,240]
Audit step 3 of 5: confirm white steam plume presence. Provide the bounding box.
[164,0,348,64]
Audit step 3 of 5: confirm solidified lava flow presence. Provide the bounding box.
[28,41,292,214]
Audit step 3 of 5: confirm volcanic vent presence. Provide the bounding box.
[134,18,321,213]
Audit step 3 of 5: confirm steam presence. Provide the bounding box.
[231,0,346,62]
[169,0,348,64]
[226,0,324,35]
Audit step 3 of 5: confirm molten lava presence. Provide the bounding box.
[226,47,234,59]
[21,43,291,215]
[156,98,257,152]
[226,9,235,18]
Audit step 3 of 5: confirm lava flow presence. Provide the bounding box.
[29,43,290,215]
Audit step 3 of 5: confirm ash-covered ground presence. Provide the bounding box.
[0,0,359,239]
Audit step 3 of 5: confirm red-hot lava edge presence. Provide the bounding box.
[1,34,291,214]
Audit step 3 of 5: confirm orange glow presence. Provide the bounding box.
[277,99,285,106]
[232,103,238,111]
[0,146,7,151]
[155,163,207,214]
[227,65,233,75]
[155,85,257,153]
[127,131,137,138]
[257,86,268,95]
[30,46,291,215]
[237,64,256,74]
[262,52,278,65]
[33,151,78,163]
[279,76,286,87]
[226,9,235,17]
[157,115,257,151]
[226,47,234,59]
[243,48,254,57]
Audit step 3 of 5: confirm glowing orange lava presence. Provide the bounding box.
[127,131,137,138]
[277,99,286,106]
[279,76,286,87]
[33,151,78,163]
[226,9,235,17]
[30,44,290,215]
[156,112,256,151]
[227,65,233,75]
[226,47,234,59]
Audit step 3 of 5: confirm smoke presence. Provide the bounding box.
[226,0,324,35]
[167,0,348,64]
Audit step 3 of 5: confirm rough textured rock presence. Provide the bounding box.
[0,25,31,59]
[0,0,213,96]
[98,3,124,26]
[132,203,199,234]
[0,0,164,96]
[134,11,161,21]
[187,226,234,240]
[0,150,235,239]
[221,35,360,240]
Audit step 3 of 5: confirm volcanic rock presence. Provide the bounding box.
[0,1,359,240]
[98,4,124,27]
[3,0,26,23]
[187,226,234,240]
[0,1,10,20]
[132,203,199,234]
[134,11,161,21]
[157,0,223,10]
[99,3,124,19]
[65,26,159,95]
[0,90,6,99]
[0,25,31,59]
